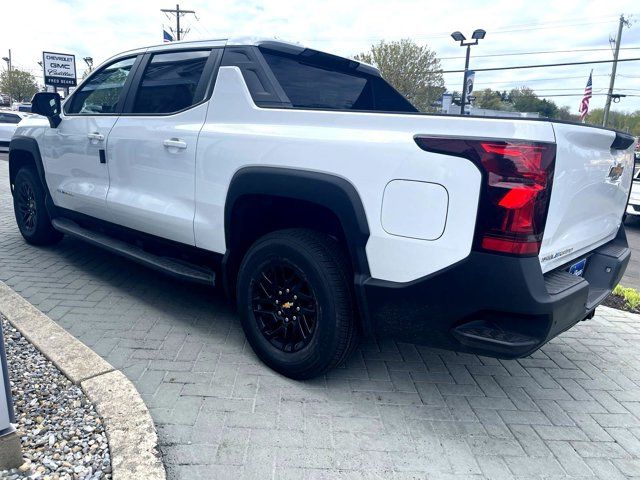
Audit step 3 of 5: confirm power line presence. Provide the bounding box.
[440,56,640,74]
[474,74,612,86]
[534,93,640,97]
[305,16,623,44]
[439,46,640,61]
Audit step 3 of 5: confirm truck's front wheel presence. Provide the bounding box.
[236,229,358,379]
[13,167,63,246]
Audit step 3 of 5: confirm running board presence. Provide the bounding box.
[52,218,215,286]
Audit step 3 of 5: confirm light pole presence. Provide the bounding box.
[83,56,93,73]
[2,50,12,107]
[451,29,486,114]
[2,49,11,72]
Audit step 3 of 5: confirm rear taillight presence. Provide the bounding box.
[414,137,556,256]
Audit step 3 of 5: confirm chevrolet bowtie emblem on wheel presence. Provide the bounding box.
[282,301,294,309]
[607,162,624,184]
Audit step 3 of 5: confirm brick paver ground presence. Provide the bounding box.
[1,159,640,479]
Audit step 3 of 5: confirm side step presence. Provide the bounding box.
[452,320,539,356]
[52,218,215,286]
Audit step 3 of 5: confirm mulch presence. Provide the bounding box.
[602,293,640,314]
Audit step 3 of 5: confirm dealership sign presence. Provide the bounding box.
[43,52,77,87]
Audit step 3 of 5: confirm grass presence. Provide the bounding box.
[612,284,640,311]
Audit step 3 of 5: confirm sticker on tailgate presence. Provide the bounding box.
[568,258,587,277]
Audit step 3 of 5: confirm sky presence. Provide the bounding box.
[2,0,640,113]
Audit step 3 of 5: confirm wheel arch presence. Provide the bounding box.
[9,136,58,219]
[223,167,372,332]
[9,136,47,190]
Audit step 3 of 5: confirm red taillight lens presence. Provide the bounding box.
[414,137,556,256]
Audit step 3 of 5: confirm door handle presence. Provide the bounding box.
[87,132,105,142]
[163,138,187,150]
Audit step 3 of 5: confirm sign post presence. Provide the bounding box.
[0,323,22,469]
[42,52,77,97]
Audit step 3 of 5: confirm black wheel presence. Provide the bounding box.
[13,167,63,245]
[237,229,359,379]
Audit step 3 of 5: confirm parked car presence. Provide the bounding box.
[12,102,32,113]
[8,38,637,379]
[0,111,29,149]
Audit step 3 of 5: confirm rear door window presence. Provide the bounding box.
[131,50,211,114]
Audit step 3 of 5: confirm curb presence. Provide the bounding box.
[0,281,166,480]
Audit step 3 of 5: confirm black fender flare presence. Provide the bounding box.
[9,136,47,188]
[9,135,58,217]
[223,166,373,332]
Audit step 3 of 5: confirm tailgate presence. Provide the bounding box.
[539,123,635,273]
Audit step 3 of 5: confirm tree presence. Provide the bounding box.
[354,39,445,112]
[474,88,512,111]
[508,87,558,117]
[0,69,38,102]
[587,108,640,135]
[555,105,579,122]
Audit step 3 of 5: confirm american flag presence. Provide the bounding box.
[578,71,593,122]
[163,29,174,43]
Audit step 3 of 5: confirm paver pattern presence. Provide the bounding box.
[1,160,640,479]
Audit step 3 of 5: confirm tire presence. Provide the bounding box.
[13,167,63,245]
[237,228,359,379]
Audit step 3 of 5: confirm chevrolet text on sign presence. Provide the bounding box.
[43,52,77,87]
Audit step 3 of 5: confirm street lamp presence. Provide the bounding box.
[451,29,486,114]
[83,56,93,72]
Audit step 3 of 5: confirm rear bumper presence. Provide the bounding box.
[362,226,630,358]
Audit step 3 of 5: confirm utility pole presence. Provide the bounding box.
[161,4,196,41]
[603,14,630,127]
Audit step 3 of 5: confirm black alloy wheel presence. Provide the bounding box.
[251,259,318,353]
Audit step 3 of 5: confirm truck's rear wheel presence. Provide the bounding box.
[236,228,358,379]
[13,167,63,245]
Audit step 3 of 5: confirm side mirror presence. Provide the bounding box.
[31,92,62,128]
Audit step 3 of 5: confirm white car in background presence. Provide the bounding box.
[0,111,29,150]
[626,150,640,218]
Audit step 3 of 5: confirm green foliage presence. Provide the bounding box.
[0,69,38,102]
[584,108,640,135]
[612,285,640,311]
[354,39,445,112]
[465,86,640,133]
[474,89,513,111]
[508,87,559,118]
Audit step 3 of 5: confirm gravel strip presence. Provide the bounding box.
[0,315,112,480]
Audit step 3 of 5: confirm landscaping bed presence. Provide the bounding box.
[0,315,112,480]
[603,285,640,314]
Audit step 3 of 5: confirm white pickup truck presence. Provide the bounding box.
[9,37,637,379]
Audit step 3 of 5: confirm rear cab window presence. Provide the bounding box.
[256,48,417,113]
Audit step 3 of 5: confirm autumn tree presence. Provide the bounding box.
[354,39,445,112]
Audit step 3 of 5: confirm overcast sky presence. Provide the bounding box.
[3,0,640,112]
